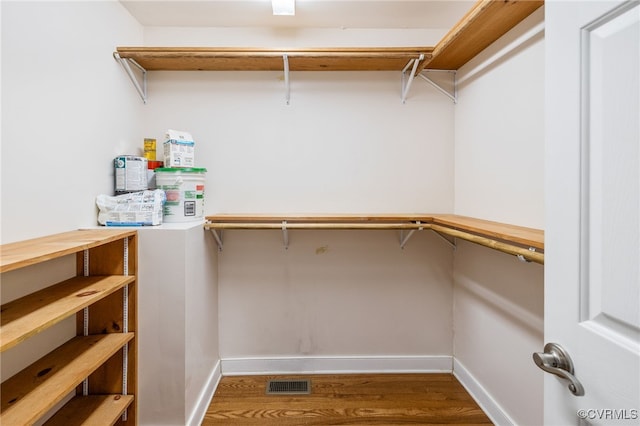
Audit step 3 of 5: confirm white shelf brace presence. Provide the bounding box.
[418,69,457,103]
[399,221,423,249]
[209,229,224,251]
[283,54,290,105]
[114,52,147,104]
[401,54,424,103]
[431,229,457,250]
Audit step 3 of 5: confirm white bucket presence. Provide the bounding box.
[155,167,207,222]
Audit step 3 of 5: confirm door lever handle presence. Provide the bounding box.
[533,343,585,396]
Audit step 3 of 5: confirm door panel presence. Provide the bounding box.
[545,1,640,425]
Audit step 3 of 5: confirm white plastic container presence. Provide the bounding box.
[155,167,206,222]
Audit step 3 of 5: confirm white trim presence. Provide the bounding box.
[221,355,452,376]
[187,360,222,426]
[453,358,514,426]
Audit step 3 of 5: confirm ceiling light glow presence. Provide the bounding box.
[272,0,295,15]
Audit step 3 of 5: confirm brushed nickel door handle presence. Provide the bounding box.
[533,343,585,396]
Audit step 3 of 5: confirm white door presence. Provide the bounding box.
[545,0,640,425]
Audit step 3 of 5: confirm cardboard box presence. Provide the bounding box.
[164,129,195,168]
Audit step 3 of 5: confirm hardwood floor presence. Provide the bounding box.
[202,373,493,425]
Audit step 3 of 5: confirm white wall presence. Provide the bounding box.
[1,3,221,425]
[1,0,144,244]
[136,26,456,370]
[452,8,545,426]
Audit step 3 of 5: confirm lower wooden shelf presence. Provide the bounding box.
[204,214,544,263]
[44,394,134,426]
[0,275,135,352]
[0,333,134,425]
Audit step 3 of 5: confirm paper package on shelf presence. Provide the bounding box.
[97,189,166,226]
[164,129,195,168]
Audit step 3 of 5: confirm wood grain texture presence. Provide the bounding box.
[423,0,544,70]
[0,229,136,273]
[203,374,492,425]
[0,275,135,352]
[204,213,543,251]
[0,333,133,425]
[115,47,433,71]
[44,395,134,426]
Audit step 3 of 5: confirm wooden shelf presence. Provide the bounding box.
[115,47,433,72]
[0,229,136,273]
[114,1,543,75]
[204,214,544,264]
[0,229,137,424]
[0,333,134,425]
[422,0,544,71]
[44,395,134,426]
[1,275,135,352]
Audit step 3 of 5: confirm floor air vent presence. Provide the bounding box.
[266,379,311,395]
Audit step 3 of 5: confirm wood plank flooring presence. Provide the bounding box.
[202,373,493,425]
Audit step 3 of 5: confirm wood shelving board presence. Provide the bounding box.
[0,275,135,352]
[0,229,137,273]
[432,214,543,250]
[44,395,134,426]
[0,333,134,426]
[115,1,544,74]
[204,214,544,263]
[422,0,544,70]
[115,47,434,71]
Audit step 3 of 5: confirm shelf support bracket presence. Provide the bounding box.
[432,229,457,250]
[418,70,457,103]
[114,52,147,104]
[517,247,537,263]
[209,229,224,251]
[401,54,424,103]
[282,221,289,249]
[283,54,290,105]
[399,221,423,249]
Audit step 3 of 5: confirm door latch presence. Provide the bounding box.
[533,342,585,396]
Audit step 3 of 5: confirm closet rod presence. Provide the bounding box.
[430,224,543,264]
[205,222,425,230]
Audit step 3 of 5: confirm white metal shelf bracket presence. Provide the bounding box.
[517,247,537,263]
[283,54,290,105]
[432,230,457,250]
[401,54,424,103]
[209,229,224,251]
[282,221,289,249]
[114,52,148,104]
[418,70,457,103]
[399,221,423,249]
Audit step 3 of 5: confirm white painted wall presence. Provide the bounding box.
[136,223,219,426]
[2,3,220,425]
[1,0,144,243]
[137,26,456,371]
[452,8,545,426]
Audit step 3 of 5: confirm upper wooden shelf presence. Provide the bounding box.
[204,214,544,264]
[0,229,136,273]
[115,47,433,72]
[422,0,544,71]
[114,0,543,73]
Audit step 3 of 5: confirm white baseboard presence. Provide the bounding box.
[453,358,513,426]
[221,355,452,376]
[187,360,222,426]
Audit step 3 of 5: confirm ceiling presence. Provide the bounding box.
[119,0,475,29]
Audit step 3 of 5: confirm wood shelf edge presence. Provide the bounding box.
[1,229,137,273]
[0,333,134,425]
[44,394,134,426]
[0,275,136,353]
